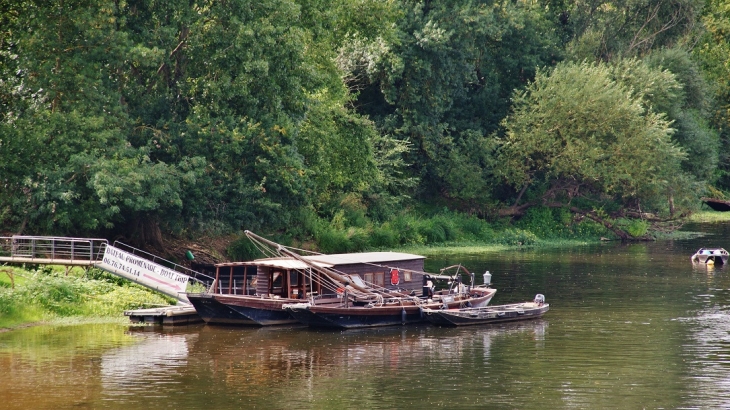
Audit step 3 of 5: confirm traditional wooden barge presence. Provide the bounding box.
[283,265,496,329]
[187,251,427,326]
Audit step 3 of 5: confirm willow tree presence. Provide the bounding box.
[498,60,690,223]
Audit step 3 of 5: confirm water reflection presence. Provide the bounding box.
[678,288,730,408]
[101,330,196,398]
[0,323,138,410]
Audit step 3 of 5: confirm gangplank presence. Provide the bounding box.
[0,236,214,305]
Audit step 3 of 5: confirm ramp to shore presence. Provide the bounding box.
[0,236,213,304]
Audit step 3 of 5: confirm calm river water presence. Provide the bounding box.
[3,223,730,409]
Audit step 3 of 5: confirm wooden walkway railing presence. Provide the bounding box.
[0,236,214,303]
[0,236,107,266]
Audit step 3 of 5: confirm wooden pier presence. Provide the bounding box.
[0,235,213,325]
[124,305,203,325]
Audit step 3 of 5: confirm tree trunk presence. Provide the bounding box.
[131,216,165,251]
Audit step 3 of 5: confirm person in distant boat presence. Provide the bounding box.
[249,276,257,295]
[425,279,434,298]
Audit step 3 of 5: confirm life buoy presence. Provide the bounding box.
[390,268,400,286]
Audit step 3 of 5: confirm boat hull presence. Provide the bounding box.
[422,302,549,327]
[691,248,729,265]
[287,288,496,329]
[187,293,299,326]
[692,255,729,265]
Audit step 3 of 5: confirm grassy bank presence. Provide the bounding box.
[0,265,174,330]
[687,210,730,223]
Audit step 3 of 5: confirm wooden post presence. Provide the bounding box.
[1,269,14,289]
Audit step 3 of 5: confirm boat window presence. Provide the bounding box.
[289,271,299,286]
[271,271,282,288]
[349,274,367,288]
[403,271,412,282]
[374,272,384,287]
[363,272,374,284]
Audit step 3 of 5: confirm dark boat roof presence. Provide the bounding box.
[215,252,425,269]
[702,197,730,212]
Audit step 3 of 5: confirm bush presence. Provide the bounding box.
[370,223,399,248]
[516,207,573,238]
[418,219,448,243]
[0,267,177,327]
[316,227,353,254]
[390,214,425,245]
[228,234,262,261]
[84,286,172,315]
[457,215,494,241]
[623,219,649,238]
[496,228,538,246]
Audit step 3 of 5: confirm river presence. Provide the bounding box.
[2,223,730,409]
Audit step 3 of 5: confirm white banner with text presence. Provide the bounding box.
[97,246,189,300]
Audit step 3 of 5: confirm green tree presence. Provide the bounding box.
[562,0,703,61]
[344,0,560,210]
[694,0,730,191]
[644,48,719,184]
[498,60,689,218]
[0,0,409,245]
[0,0,134,235]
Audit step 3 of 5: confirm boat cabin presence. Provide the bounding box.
[209,252,426,299]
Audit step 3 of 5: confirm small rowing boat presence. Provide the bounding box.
[421,294,548,327]
[691,248,729,265]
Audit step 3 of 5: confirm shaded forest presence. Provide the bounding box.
[1,0,729,258]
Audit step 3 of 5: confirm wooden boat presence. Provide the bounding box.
[292,288,496,329]
[197,231,498,329]
[420,294,549,327]
[283,265,497,329]
[187,250,427,326]
[691,248,729,265]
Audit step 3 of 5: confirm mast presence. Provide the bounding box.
[244,230,379,298]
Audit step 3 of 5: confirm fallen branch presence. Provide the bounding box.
[568,207,632,240]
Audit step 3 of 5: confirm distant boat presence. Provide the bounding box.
[691,248,729,265]
[701,197,730,212]
[421,294,549,327]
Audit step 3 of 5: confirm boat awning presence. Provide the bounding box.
[215,257,333,270]
[214,251,425,269]
[303,252,425,265]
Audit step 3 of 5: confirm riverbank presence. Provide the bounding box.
[0,266,173,330]
[402,210,730,256]
[3,210,728,331]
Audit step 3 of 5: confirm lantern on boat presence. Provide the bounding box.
[483,271,492,286]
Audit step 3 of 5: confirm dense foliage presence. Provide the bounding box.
[1,0,728,251]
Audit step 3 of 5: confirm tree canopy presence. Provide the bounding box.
[1,0,729,247]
